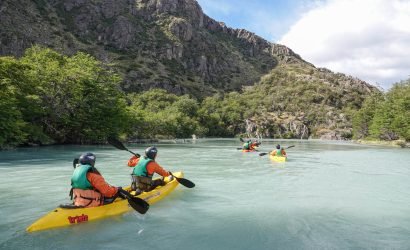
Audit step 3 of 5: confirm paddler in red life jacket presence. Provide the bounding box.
[127,146,172,194]
[242,140,261,151]
[270,144,287,157]
[71,153,121,208]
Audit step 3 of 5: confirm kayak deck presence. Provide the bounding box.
[269,155,287,162]
[26,171,183,232]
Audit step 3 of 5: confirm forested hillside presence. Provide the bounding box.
[0,0,394,148]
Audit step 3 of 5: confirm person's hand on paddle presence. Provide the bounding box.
[168,172,174,181]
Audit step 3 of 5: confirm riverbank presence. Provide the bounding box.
[354,139,410,148]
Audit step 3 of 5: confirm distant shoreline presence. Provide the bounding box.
[353,139,409,148]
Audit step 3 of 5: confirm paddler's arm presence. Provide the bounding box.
[87,172,119,197]
[146,161,170,177]
[127,155,140,167]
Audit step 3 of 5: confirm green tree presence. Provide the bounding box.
[352,93,383,139]
[369,81,410,141]
[21,46,132,143]
[127,89,204,139]
[0,57,28,148]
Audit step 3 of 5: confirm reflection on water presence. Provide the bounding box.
[0,139,409,249]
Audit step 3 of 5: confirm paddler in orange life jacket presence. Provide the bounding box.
[242,140,261,151]
[70,153,121,208]
[127,146,172,194]
[270,144,287,157]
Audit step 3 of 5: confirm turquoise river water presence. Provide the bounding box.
[0,139,409,250]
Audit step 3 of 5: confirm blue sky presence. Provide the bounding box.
[196,0,316,41]
[196,0,410,90]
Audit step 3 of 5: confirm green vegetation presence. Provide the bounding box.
[0,46,131,148]
[352,80,410,141]
[126,89,206,139]
[1,47,406,149]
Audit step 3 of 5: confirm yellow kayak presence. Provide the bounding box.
[26,172,183,232]
[269,155,287,162]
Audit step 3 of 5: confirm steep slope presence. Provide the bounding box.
[241,64,377,139]
[1,0,314,97]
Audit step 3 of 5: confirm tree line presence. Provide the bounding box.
[352,80,410,142]
[0,47,408,149]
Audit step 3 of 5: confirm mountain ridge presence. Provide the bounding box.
[0,0,376,98]
[0,0,382,141]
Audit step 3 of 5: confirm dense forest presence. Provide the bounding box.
[0,47,408,149]
[352,81,410,143]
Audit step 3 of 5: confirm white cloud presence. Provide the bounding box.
[279,0,410,90]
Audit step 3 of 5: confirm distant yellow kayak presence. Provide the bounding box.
[26,172,183,232]
[269,155,287,162]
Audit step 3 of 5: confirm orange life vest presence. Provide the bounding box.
[72,188,103,207]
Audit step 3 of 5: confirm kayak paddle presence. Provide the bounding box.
[259,145,295,156]
[107,137,140,158]
[118,189,149,214]
[107,137,195,188]
[169,171,195,188]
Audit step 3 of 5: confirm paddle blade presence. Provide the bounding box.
[108,137,141,157]
[286,145,295,149]
[239,137,244,142]
[107,137,127,151]
[237,148,244,150]
[259,153,268,156]
[128,196,149,214]
[119,189,149,214]
[175,177,195,188]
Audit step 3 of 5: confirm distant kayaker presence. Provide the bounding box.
[242,140,261,151]
[127,146,172,194]
[270,144,287,157]
[70,152,121,208]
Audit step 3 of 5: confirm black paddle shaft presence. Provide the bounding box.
[107,137,140,157]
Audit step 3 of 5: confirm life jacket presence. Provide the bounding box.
[70,164,102,207]
[132,157,153,177]
[250,142,259,150]
[276,149,283,156]
[131,157,155,192]
[71,164,93,189]
[243,142,251,150]
[72,189,103,207]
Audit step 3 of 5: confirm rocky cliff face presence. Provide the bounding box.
[0,0,310,97]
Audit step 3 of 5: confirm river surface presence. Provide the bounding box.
[0,139,409,250]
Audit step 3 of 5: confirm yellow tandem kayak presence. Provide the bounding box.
[26,171,183,232]
[269,155,287,162]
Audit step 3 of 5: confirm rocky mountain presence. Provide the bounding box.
[0,0,379,139]
[1,0,346,96]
